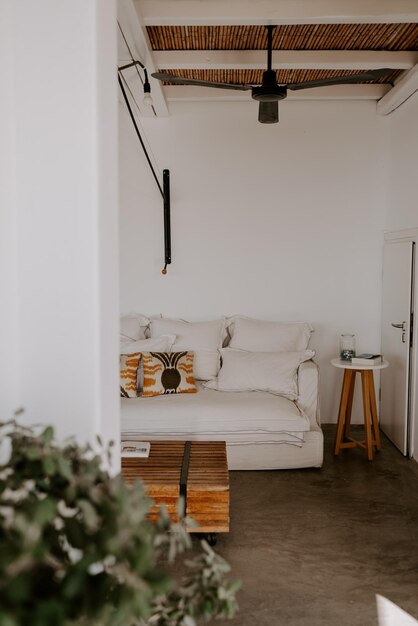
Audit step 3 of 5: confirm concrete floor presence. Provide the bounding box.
[210,425,418,626]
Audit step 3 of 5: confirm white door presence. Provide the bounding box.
[381,241,414,455]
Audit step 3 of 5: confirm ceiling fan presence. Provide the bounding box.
[152,25,393,124]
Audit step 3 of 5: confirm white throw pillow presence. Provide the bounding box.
[150,318,226,380]
[204,348,315,400]
[120,335,176,391]
[228,316,313,352]
[120,313,151,342]
[120,335,176,355]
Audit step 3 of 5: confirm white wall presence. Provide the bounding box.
[386,91,418,232]
[119,98,388,422]
[0,0,120,459]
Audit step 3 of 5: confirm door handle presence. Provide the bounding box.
[391,322,406,330]
[391,321,407,343]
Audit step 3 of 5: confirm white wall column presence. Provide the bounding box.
[0,1,19,418]
[0,0,119,462]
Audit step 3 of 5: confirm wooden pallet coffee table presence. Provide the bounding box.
[122,441,229,545]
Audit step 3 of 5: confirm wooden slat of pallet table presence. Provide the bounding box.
[187,441,229,533]
[121,441,229,534]
[122,441,183,520]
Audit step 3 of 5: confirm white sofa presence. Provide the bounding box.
[120,314,323,470]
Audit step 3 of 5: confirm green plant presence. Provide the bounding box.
[0,421,238,626]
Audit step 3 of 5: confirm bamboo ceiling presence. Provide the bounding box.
[159,69,402,86]
[147,22,417,89]
[147,24,418,52]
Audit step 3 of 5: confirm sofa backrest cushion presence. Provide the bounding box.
[227,316,313,352]
[204,348,315,400]
[120,335,176,355]
[120,313,151,343]
[150,318,226,381]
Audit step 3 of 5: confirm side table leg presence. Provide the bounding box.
[335,369,354,455]
[361,371,374,461]
[368,370,382,451]
[344,370,356,440]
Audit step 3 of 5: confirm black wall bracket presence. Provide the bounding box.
[162,169,171,274]
[118,66,172,275]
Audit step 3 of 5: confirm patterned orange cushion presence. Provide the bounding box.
[142,352,197,397]
[120,353,141,398]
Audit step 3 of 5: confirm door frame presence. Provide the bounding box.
[384,228,418,459]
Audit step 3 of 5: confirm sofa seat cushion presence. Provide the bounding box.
[121,383,310,445]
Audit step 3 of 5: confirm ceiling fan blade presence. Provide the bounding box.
[151,72,252,91]
[258,101,278,124]
[287,68,393,91]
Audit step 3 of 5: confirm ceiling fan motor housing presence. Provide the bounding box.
[251,70,287,102]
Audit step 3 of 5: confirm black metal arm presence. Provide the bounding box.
[118,68,171,274]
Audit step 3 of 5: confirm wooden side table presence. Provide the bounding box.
[331,358,389,461]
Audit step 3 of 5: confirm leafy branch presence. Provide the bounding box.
[0,420,238,626]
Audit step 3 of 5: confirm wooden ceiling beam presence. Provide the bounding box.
[377,62,418,114]
[164,84,390,101]
[154,50,417,71]
[137,0,418,26]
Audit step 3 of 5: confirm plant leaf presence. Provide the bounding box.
[34,497,57,526]
[41,426,54,445]
[77,499,100,532]
[57,456,72,480]
[42,456,55,476]
[26,447,42,460]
